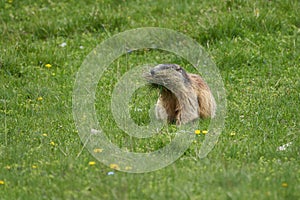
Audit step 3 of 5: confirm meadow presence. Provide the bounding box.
[0,0,299,199]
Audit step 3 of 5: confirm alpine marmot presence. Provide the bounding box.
[144,64,216,125]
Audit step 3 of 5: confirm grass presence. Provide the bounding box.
[0,0,299,199]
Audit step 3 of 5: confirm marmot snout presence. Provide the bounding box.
[144,64,216,125]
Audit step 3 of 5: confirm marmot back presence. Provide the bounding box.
[144,64,216,125]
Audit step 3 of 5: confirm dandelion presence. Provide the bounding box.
[88,161,96,166]
[281,182,288,187]
[93,148,103,153]
[50,141,55,146]
[37,96,43,101]
[0,180,4,185]
[230,132,236,136]
[42,133,47,137]
[109,163,120,170]
[32,165,37,169]
[45,64,52,68]
[195,130,208,135]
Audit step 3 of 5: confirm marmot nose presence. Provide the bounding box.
[150,69,155,75]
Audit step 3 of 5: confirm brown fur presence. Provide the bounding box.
[144,64,216,125]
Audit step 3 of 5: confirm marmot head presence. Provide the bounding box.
[144,64,191,90]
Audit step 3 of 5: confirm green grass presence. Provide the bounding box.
[0,0,299,199]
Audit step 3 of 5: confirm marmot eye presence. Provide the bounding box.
[175,67,182,72]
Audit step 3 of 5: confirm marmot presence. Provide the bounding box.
[144,64,216,125]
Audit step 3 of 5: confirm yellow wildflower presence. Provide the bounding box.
[32,165,37,169]
[45,64,52,68]
[93,148,103,153]
[195,130,208,135]
[88,161,96,166]
[5,166,11,170]
[50,141,55,146]
[42,133,47,137]
[37,96,43,101]
[230,132,236,136]
[281,182,288,187]
[0,180,4,185]
[109,163,120,170]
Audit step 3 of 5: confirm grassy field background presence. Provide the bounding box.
[0,0,299,199]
